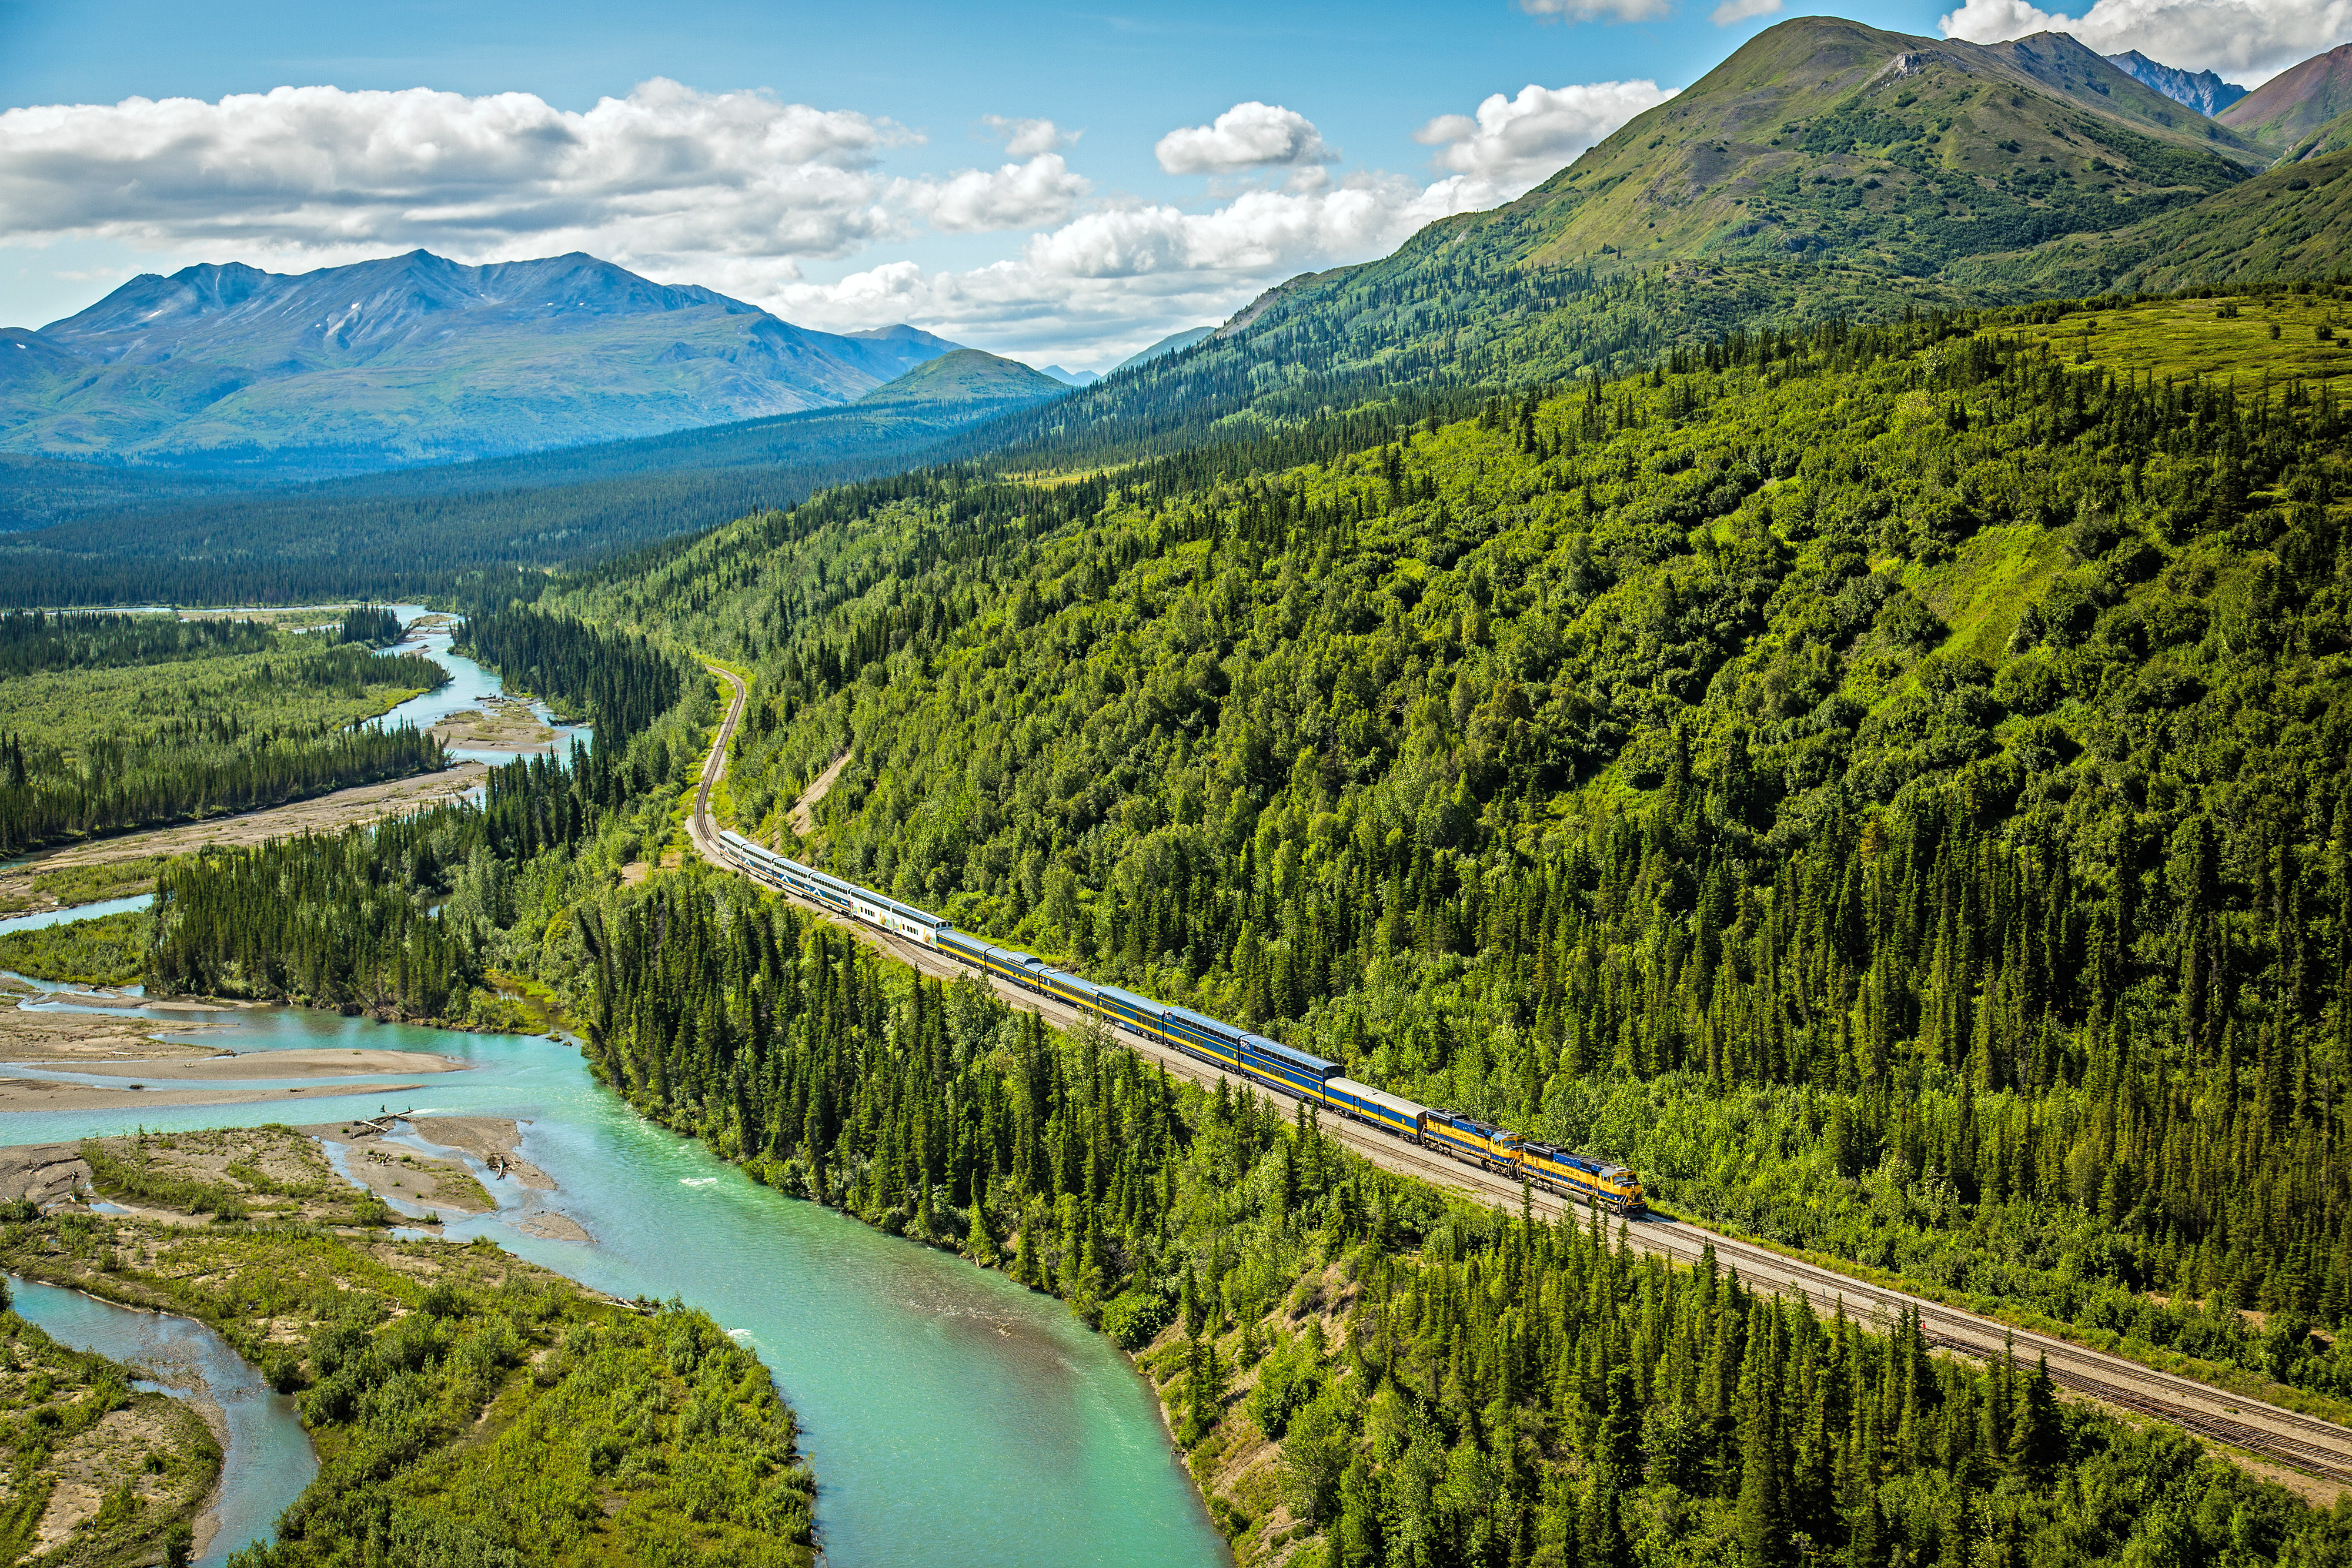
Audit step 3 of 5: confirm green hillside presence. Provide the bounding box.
[1945,146,2352,295]
[550,292,2352,1424]
[2223,42,2352,149]
[935,16,2285,484]
[1508,20,2256,275]
[854,348,1070,412]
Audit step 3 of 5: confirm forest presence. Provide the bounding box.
[423,864,2352,1567]
[128,285,2352,1563]
[0,623,450,855]
[530,289,2352,1402]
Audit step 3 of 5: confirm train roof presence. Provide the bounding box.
[1243,1034,1338,1075]
[1526,1146,1621,1178]
[1325,1075,1426,1122]
[1166,1006,1243,1042]
[1094,984,1159,1015]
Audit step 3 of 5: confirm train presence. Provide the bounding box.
[715,828,1646,1216]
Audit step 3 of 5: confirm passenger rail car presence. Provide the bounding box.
[714,829,1644,1215]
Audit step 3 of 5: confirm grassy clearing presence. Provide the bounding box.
[1995,293,2352,390]
[0,644,433,761]
[0,857,172,917]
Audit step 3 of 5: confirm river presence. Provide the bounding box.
[366,606,593,768]
[4,596,1224,1563]
[5,1009,1230,1566]
[6,1275,318,1568]
[0,607,580,944]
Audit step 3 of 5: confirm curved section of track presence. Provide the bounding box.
[688,664,748,862]
[681,666,2352,1485]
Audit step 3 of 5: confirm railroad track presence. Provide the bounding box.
[683,665,2352,1486]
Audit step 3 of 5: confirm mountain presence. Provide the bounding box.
[1112,327,1215,372]
[1038,365,1101,387]
[2106,50,2249,116]
[0,250,961,473]
[916,15,2276,482]
[853,349,1070,413]
[1944,141,2352,294]
[2221,42,2352,149]
[1504,21,2261,275]
[0,347,1070,605]
[834,324,964,382]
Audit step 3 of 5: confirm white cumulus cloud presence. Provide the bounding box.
[761,173,1494,362]
[978,115,1078,157]
[0,78,916,265]
[898,155,1090,233]
[1518,0,1677,23]
[1415,81,1676,193]
[1711,0,1785,24]
[1938,0,2352,83]
[1155,102,1334,175]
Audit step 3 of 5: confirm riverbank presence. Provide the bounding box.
[0,763,492,920]
[0,1288,222,1566]
[0,1029,469,1114]
[0,988,228,1066]
[2,1125,817,1565]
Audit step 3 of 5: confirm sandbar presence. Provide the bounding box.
[61,1047,466,1082]
[0,1142,91,1207]
[429,697,564,755]
[0,1001,224,1065]
[409,1115,554,1190]
[516,1212,590,1242]
[0,1078,431,1112]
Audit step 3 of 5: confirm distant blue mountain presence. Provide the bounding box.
[2104,50,2249,117]
[1,250,961,474]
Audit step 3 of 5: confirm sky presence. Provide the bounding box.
[2,0,2346,369]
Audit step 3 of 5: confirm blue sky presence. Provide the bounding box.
[0,0,2333,365]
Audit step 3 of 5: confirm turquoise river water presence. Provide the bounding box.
[1,610,1225,1565]
[2,1004,1231,1567]
[8,1273,317,1568]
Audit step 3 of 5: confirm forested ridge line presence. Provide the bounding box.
[535,288,2352,1416]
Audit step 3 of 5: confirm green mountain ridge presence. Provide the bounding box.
[1943,144,2352,294]
[18,15,2352,607]
[852,348,1070,412]
[2222,42,2352,149]
[917,14,2303,487]
[1500,20,2258,276]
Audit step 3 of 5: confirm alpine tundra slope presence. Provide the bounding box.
[684,663,2352,1486]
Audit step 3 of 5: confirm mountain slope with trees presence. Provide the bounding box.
[540,290,2352,1412]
